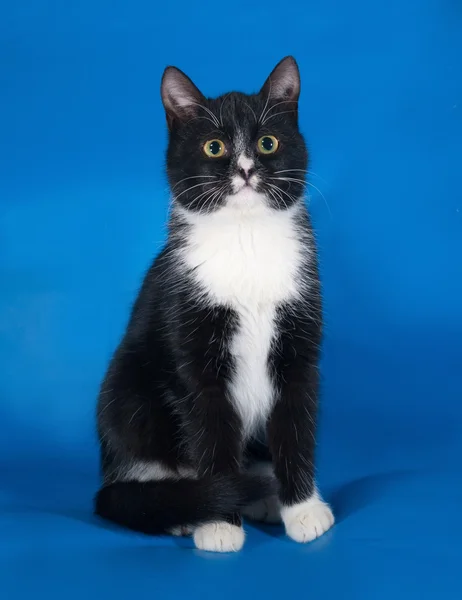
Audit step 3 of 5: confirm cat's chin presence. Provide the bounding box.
[225,188,269,211]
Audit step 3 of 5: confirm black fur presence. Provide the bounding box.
[95,57,322,538]
[95,474,276,534]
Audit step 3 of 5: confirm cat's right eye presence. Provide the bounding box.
[203,139,226,158]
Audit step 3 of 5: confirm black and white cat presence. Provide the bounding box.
[95,56,334,552]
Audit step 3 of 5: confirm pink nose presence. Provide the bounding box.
[237,166,256,181]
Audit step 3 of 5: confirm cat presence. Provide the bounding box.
[95,56,334,552]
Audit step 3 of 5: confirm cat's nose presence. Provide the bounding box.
[237,165,256,182]
[237,155,256,182]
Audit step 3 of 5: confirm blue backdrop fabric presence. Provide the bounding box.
[1,1,461,598]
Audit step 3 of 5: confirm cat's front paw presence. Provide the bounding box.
[282,498,334,543]
[193,522,245,552]
[243,495,281,523]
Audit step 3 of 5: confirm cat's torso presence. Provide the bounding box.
[174,202,313,435]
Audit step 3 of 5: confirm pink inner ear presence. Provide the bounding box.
[161,66,205,120]
[167,84,197,109]
[271,73,297,99]
[262,57,300,102]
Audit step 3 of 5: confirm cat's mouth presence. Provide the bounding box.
[231,173,260,194]
[226,184,268,210]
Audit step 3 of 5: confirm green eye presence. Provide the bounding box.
[258,135,279,154]
[203,139,225,158]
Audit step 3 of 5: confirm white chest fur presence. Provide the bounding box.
[177,200,308,434]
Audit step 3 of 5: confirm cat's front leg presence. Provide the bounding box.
[268,378,334,542]
[176,302,246,551]
[268,314,334,543]
[181,383,245,552]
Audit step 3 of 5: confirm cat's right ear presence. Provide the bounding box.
[161,66,205,129]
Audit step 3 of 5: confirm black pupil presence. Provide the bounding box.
[261,137,274,151]
[209,141,221,155]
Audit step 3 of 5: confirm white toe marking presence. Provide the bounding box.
[193,522,245,552]
[282,495,335,543]
[243,495,281,523]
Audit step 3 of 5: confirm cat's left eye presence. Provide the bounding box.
[203,139,226,158]
[257,135,279,155]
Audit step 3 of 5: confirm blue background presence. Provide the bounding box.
[1,1,461,598]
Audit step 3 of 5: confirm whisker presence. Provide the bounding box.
[274,168,329,185]
[172,175,217,191]
[267,182,289,210]
[192,184,222,204]
[274,169,308,174]
[267,187,279,208]
[307,182,332,217]
[272,176,332,216]
[189,102,221,128]
[261,109,298,125]
[259,78,273,124]
[173,180,216,201]
[270,182,299,205]
[204,185,223,207]
[242,101,258,124]
[211,185,228,212]
[268,187,284,209]
[261,100,298,125]
[186,115,221,128]
[192,187,218,205]
[191,183,226,214]
[271,176,307,186]
[308,170,329,185]
[219,93,232,127]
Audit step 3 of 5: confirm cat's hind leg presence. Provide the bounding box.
[242,461,281,524]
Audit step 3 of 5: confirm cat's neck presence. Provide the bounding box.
[170,194,306,231]
[168,196,312,307]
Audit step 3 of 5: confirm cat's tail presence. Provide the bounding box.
[94,473,276,534]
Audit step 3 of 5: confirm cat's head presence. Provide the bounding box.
[161,56,308,214]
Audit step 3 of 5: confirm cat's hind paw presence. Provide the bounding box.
[193,522,245,552]
[243,495,281,523]
[168,524,193,536]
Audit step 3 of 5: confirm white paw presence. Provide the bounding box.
[243,496,281,523]
[193,522,245,552]
[169,524,193,536]
[282,497,334,543]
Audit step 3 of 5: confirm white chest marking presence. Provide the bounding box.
[228,303,277,434]
[177,198,309,434]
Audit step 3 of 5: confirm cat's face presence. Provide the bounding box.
[161,57,308,213]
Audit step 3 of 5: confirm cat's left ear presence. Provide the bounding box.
[260,56,301,105]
